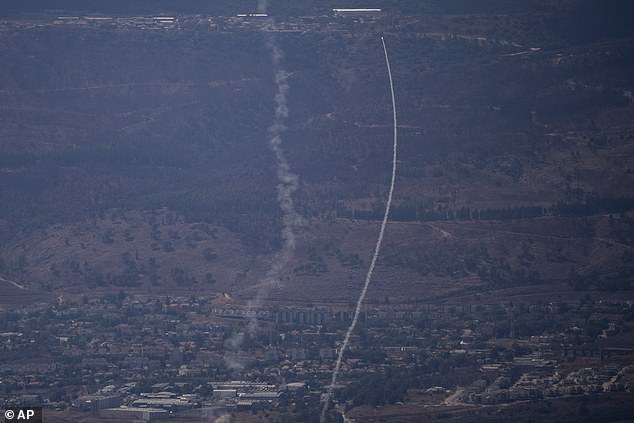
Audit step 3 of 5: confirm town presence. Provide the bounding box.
[1,1,634,421]
[2,294,634,421]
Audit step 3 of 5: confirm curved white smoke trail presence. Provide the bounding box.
[320,36,398,422]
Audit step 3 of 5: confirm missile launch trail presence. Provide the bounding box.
[223,0,301,371]
[320,36,399,422]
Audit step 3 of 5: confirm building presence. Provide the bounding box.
[75,395,121,415]
[332,8,382,17]
[213,389,237,400]
[100,407,168,422]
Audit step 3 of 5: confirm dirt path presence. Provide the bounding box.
[0,275,26,290]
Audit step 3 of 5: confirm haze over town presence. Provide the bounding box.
[1,1,634,422]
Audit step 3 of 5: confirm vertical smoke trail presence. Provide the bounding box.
[243,38,301,332]
[257,0,301,290]
[223,1,301,370]
[320,36,398,423]
[264,43,301,284]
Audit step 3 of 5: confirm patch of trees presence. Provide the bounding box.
[293,260,328,276]
[203,248,217,262]
[335,249,363,268]
[337,194,634,223]
[481,266,542,288]
[553,195,634,218]
[346,348,386,365]
[204,272,216,284]
[81,269,140,288]
[568,268,633,291]
[170,267,197,286]
[338,368,414,407]
[294,248,328,276]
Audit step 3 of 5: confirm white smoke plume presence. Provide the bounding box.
[320,36,399,423]
[223,0,301,371]
[265,43,301,283]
